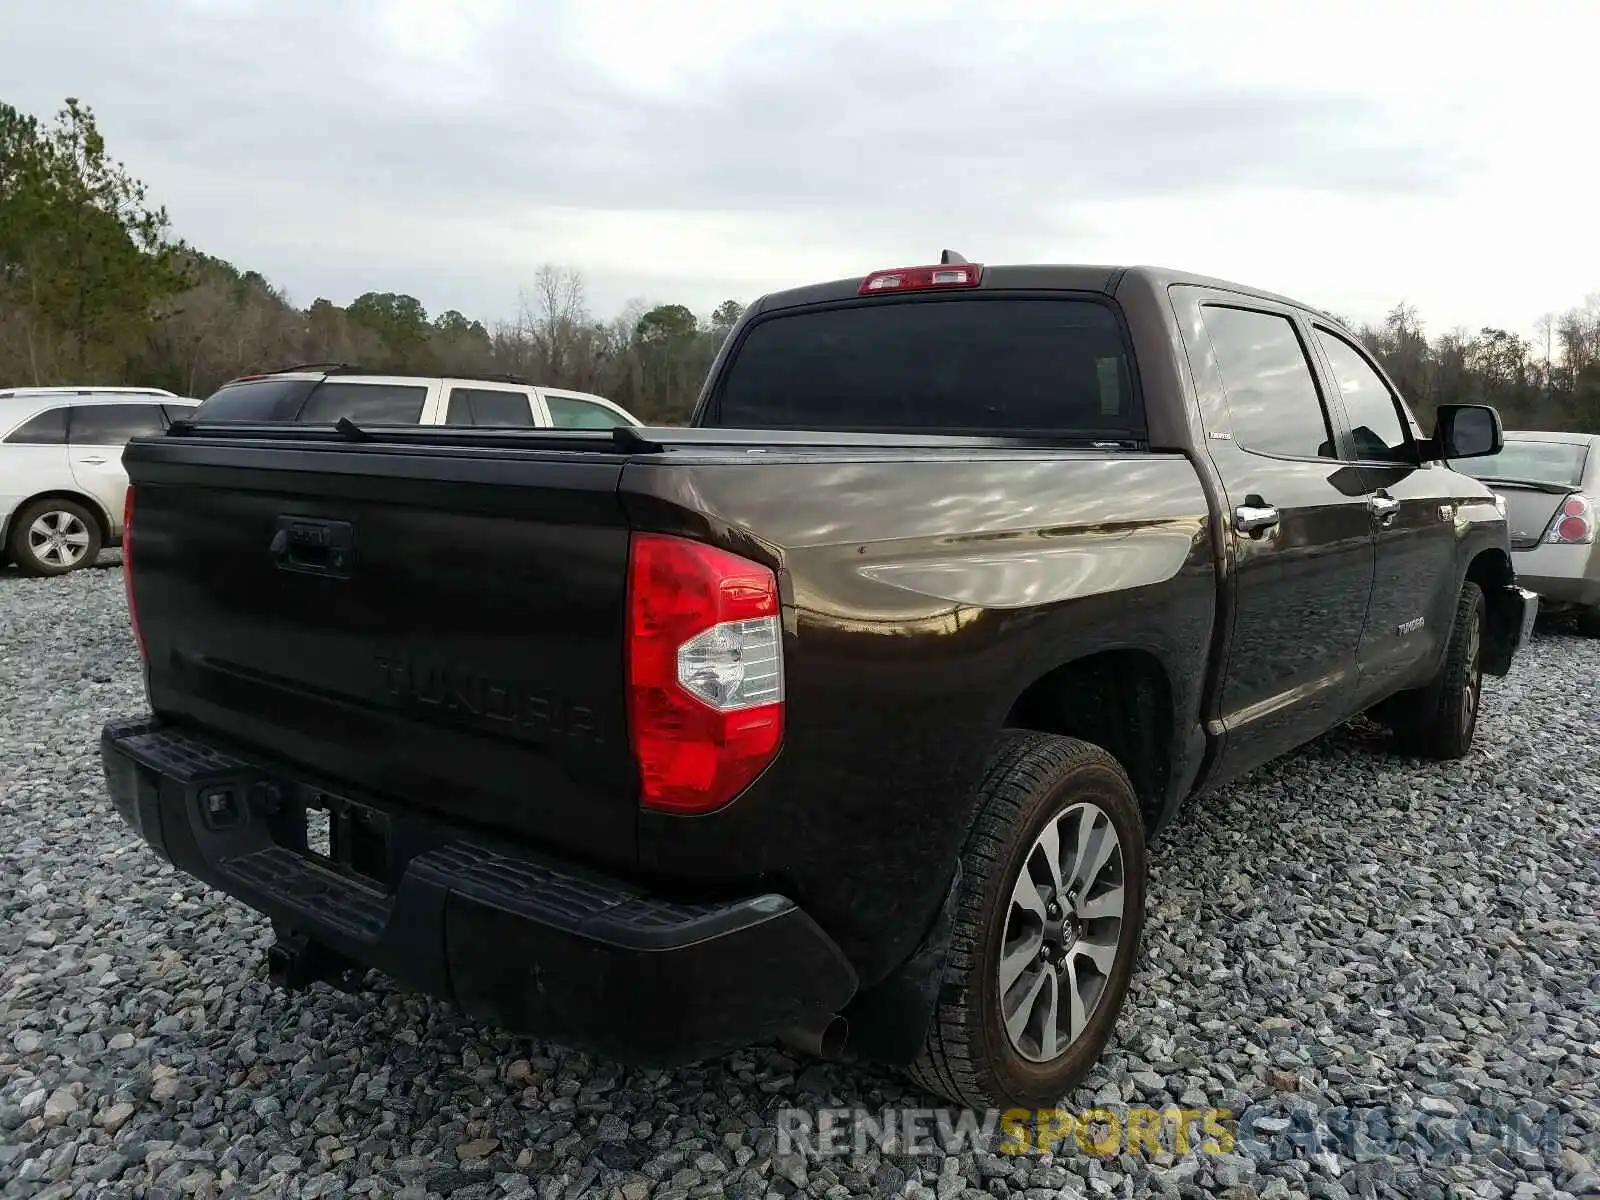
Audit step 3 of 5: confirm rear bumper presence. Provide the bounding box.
[1511,541,1600,608]
[100,717,857,1065]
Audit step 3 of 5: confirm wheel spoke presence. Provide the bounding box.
[63,529,90,546]
[1063,956,1090,1039]
[1009,870,1047,923]
[1075,935,1118,974]
[1034,817,1065,894]
[1071,816,1118,893]
[1035,970,1061,1061]
[1076,882,1125,922]
[1060,807,1089,889]
[1003,963,1049,1046]
[998,927,1043,993]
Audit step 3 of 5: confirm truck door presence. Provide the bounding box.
[1170,287,1378,781]
[1306,325,1461,698]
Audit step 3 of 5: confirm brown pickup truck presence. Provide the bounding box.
[102,258,1537,1108]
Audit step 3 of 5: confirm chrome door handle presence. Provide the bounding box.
[1370,494,1400,526]
[77,456,107,465]
[1233,504,1280,535]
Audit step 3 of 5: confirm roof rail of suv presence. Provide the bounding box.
[0,385,178,399]
[250,364,542,388]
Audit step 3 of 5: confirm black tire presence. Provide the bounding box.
[906,731,1147,1109]
[1391,581,1485,760]
[6,498,103,578]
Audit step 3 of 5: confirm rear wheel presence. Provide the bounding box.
[7,499,102,577]
[907,731,1146,1108]
[1391,581,1485,759]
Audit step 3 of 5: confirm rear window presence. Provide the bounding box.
[299,382,427,424]
[710,297,1141,435]
[1455,440,1589,488]
[3,406,68,444]
[193,378,316,423]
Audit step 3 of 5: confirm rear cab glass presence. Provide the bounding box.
[705,296,1143,437]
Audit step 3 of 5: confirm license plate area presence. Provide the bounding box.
[300,790,391,890]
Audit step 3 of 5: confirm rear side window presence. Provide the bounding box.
[193,378,316,422]
[711,297,1140,435]
[3,406,69,444]
[1201,306,1335,460]
[69,403,167,445]
[548,396,626,428]
[299,382,427,424]
[1455,440,1590,488]
[443,387,535,427]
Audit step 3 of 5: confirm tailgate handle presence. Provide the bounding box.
[271,517,355,578]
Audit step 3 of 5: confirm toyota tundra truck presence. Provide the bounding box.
[99,259,1538,1108]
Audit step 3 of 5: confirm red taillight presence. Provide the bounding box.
[626,533,784,814]
[1545,494,1594,545]
[858,263,983,296]
[122,488,147,662]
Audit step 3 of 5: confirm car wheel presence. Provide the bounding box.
[1391,581,1485,760]
[7,498,103,577]
[906,731,1147,1109]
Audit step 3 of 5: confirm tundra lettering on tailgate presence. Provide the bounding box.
[375,653,603,744]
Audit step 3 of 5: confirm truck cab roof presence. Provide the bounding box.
[750,262,1351,330]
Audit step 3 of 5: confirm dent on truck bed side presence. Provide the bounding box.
[618,451,1215,991]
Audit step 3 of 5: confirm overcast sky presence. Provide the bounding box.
[5,0,1594,336]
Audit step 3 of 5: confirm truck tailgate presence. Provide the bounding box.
[123,435,639,868]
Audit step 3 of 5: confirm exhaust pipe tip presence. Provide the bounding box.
[779,1014,849,1061]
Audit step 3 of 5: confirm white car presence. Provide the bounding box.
[191,367,644,430]
[1453,429,1600,636]
[0,387,200,576]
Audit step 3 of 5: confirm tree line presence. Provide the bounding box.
[3,96,1598,431]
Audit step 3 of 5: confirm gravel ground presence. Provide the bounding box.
[2,561,1598,1200]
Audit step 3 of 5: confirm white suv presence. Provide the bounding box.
[192,368,644,430]
[0,388,200,576]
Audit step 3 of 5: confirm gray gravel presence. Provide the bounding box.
[2,562,1598,1200]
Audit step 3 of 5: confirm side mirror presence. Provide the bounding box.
[1432,404,1503,461]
